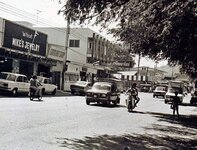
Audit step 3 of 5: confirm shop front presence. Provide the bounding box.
[0,19,50,79]
[47,44,66,89]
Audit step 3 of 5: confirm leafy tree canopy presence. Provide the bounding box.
[58,0,197,77]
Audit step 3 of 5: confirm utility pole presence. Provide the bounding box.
[136,53,141,82]
[35,9,43,25]
[61,15,70,90]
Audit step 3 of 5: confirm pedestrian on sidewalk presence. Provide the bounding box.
[172,91,181,118]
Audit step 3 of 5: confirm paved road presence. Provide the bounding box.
[0,93,196,150]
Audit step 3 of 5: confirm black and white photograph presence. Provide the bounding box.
[0,0,196,149]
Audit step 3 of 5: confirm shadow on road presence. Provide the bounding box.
[89,103,126,108]
[56,112,197,150]
[57,132,197,150]
[145,112,197,129]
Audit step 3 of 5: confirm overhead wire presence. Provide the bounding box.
[0,1,90,42]
[0,2,94,59]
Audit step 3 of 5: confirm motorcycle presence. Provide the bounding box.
[125,93,138,112]
[29,88,42,101]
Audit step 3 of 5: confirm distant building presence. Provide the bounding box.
[112,66,166,89]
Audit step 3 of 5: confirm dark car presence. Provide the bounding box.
[70,81,92,95]
[153,86,167,98]
[85,81,120,106]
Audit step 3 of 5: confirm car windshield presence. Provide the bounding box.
[168,87,183,94]
[92,83,111,91]
[156,87,166,91]
[76,81,88,85]
[0,73,16,81]
[37,77,44,82]
[0,72,8,79]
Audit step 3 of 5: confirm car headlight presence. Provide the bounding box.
[86,92,91,96]
[101,94,107,97]
[165,95,170,99]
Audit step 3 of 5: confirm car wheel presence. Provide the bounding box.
[12,88,18,96]
[190,99,194,104]
[86,100,90,105]
[71,90,75,95]
[106,100,111,105]
[113,101,117,106]
[153,95,155,98]
[164,100,167,104]
[51,89,56,95]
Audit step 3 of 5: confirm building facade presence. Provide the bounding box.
[0,18,121,91]
[113,66,166,89]
[0,18,56,80]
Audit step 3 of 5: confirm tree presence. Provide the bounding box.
[58,0,197,77]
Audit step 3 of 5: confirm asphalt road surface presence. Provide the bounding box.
[0,93,196,150]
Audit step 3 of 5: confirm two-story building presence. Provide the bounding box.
[0,18,122,91]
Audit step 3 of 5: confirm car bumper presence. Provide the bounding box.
[86,96,108,102]
[153,92,165,96]
[0,87,12,92]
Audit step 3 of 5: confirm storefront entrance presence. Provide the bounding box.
[0,57,13,72]
[19,61,34,79]
[38,64,50,77]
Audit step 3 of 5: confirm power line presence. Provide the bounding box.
[0,2,89,42]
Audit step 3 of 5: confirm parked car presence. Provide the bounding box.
[70,81,92,95]
[0,72,29,96]
[86,81,120,106]
[164,87,184,104]
[37,76,57,95]
[190,88,197,104]
[140,84,152,92]
[153,86,167,98]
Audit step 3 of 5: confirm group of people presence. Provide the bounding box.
[126,83,181,118]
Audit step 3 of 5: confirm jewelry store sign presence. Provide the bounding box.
[3,20,47,57]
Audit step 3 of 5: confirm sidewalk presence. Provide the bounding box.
[55,90,71,96]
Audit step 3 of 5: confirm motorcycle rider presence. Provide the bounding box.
[30,75,41,97]
[126,83,140,107]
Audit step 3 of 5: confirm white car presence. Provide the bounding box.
[37,76,57,95]
[0,72,30,96]
[164,87,184,104]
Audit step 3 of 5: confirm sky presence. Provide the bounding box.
[0,0,167,68]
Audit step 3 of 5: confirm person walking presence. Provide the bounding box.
[172,91,181,118]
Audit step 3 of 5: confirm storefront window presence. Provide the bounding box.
[65,73,79,82]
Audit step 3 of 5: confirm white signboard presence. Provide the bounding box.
[48,45,66,62]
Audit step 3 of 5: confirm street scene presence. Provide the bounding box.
[0,93,196,150]
[0,0,196,150]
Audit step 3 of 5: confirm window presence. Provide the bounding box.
[88,43,92,49]
[69,40,80,47]
[24,77,28,82]
[127,75,129,80]
[17,76,23,82]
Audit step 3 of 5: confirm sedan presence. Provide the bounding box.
[37,76,57,95]
[86,81,120,106]
[153,86,167,98]
[70,81,92,95]
[164,87,184,104]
